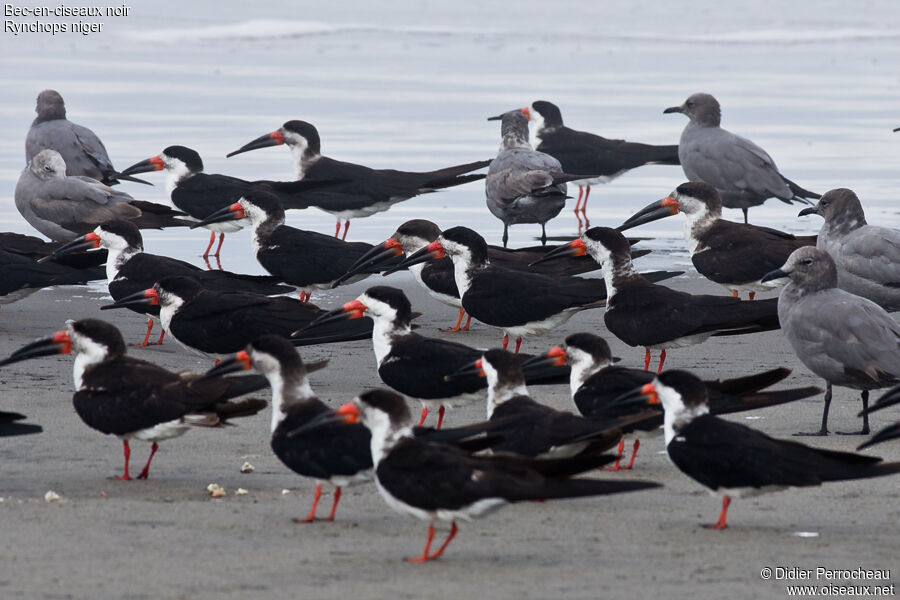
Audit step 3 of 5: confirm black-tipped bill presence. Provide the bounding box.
[444,358,485,382]
[191,202,246,229]
[119,156,164,177]
[39,232,101,263]
[618,197,679,232]
[199,350,252,381]
[333,239,404,287]
[226,131,285,158]
[292,300,367,337]
[0,331,72,367]
[760,268,790,284]
[530,238,586,266]
[382,240,444,276]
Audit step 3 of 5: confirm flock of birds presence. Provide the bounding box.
[2,89,900,562]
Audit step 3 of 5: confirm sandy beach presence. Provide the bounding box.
[0,271,896,600]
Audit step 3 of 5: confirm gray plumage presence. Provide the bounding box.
[25,90,128,186]
[665,93,819,222]
[16,150,142,241]
[800,188,900,312]
[768,247,900,435]
[486,111,570,247]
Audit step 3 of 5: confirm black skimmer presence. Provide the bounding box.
[858,387,900,450]
[0,319,267,480]
[485,110,583,246]
[521,333,821,469]
[48,220,292,346]
[523,100,680,217]
[619,181,816,299]
[799,188,900,312]
[333,219,620,332]
[297,286,569,428]
[664,93,819,223]
[0,411,42,437]
[193,191,398,302]
[762,247,900,436]
[118,145,334,261]
[15,150,189,242]
[101,275,373,357]
[226,119,490,239]
[536,227,779,371]
[326,389,661,562]
[614,370,900,529]
[25,90,150,186]
[203,335,372,522]
[388,226,624,353]
[450,348,654,459]
[1,248,102,307]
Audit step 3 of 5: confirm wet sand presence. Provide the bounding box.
[0,272,897,600]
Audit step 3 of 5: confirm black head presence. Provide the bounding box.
[531,100,563,127]
[248,334,305,371]
[582,226,632,263]
[360,286,413,325]
[356,388,412,426]
[98,219,144,250]
[439,226,489,265]
[672,181,722,213]
[282,120,322,154]
[161,146,204,172]
[241,189,286,221]
[155,276,205,301]
[564,333,613,362]
[656,370,709,410]
[70,318,127,357]
[481,348,526,387]
[35,89,66,122]
[394,219,442,243]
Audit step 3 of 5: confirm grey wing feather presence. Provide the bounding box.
[681,128,793,200]
[836,228,900,287]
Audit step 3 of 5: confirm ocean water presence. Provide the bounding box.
[2,0,899,276]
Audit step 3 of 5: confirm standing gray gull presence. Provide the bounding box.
[798,188,900,312]
[761,247,900,435]
[664,93,819,223]
[14,149,188,241]
[485,110,587,247]
[523,100,680,217]
[619,181,816,298]
[25,90,149,186]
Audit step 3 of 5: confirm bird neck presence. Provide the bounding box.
[487,380,529,418]
[107,245,140,282]
[268,370,316,433]
[372,317,410,366]
[663,403,709,445]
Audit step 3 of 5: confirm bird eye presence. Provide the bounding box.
[800,259,813,266]
[43,165,51,171]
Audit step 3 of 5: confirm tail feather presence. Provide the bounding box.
[710,386,822,415]
[783,176,821,201]
[707,368,791,396]
[213,398,268,422]
[509,477,661,503]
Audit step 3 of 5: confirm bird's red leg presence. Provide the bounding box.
[622,439,640,470]
[731,289,739,298]
[149,328,166,346]
[643,348,651,371]
[462,314,472,331]
[417,406,428,427]
[323,487,342,522]
[299,291,311,303]
[657,349,667,373]
[604,439,626,471]
[426,522,458,560]
[136,442,159,479]
[748,291,756,301]
[334,221,341,238]
[213,233,225,258]
[405,524,437,563]
[704,495,731,530]
[582,186,591,213]
[202,231,216,258]
[134,319,155,347]
[436,406,445,430]
[443,307,466,332]
[575,209,585,235]
[294,483,322,523]
[109,440,132,481]
[502,334,509,350]
[514,337,523,353]
[574,186,584,212]
[341,221,350,241]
